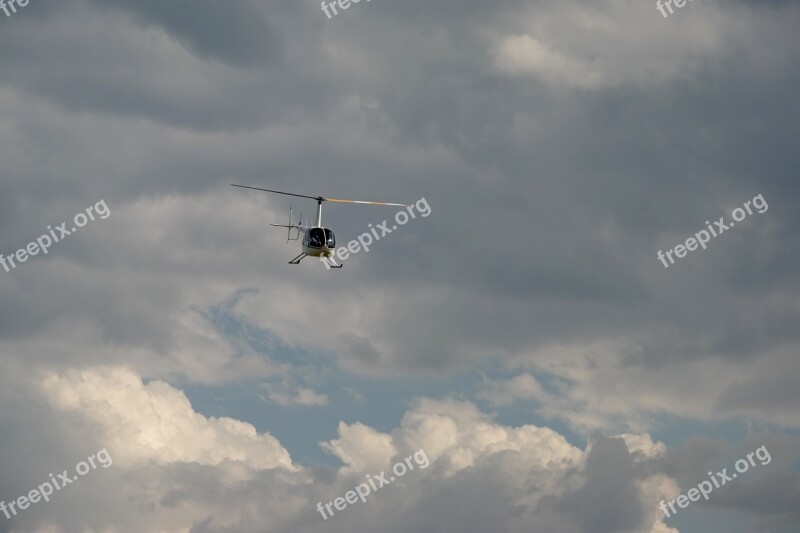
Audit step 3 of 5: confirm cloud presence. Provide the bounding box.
[491,0,800,89]
[40,366,296,471]
[4,361,800,532]
[314,399,674,533]
[478,372,545,407]
[494,34,608,88]
[321,421,397,475]
[265,385,329,407]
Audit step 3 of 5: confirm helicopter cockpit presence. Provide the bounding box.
[305,227,336,249]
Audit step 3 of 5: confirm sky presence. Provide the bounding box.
[1,0,799,532]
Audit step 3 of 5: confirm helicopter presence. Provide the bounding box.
[231,184,408,268]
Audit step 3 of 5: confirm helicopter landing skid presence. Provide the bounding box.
[288,252,308,264]
[321,255,343,269]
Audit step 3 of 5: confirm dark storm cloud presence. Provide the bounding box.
[0,0,796,381]
[0,0,328,130]
[89,0,282,66]
[551,436,647,533]
[647,434,800,526]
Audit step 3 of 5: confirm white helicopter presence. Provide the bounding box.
[231,184,408,268]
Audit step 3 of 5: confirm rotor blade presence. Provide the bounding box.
[326,198,409,207]
[230,184,319,201]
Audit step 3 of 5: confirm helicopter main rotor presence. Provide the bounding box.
[230,184,408,208]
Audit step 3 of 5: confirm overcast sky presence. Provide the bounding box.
[1,0,799,532]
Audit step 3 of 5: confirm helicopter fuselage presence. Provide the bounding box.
[300,226,336,257]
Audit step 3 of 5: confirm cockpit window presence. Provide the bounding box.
[306,228,335,248]
[308,228,325,248]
